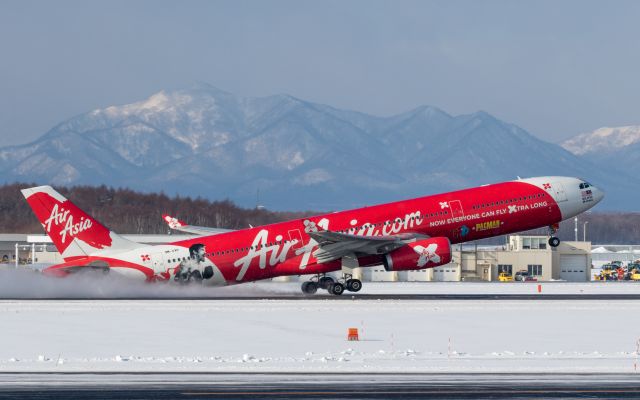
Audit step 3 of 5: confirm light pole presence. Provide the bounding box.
[583,221,589,242]
[574,217,578,241]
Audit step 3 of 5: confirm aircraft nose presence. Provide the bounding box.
[592,186,605,204]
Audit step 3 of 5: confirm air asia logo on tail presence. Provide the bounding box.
[27,193,112,254]
[45,203,93,244]
[412,243,440,267]
[163,214,185,229]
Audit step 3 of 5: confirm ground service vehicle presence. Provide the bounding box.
[626,263,640,281]
[498,272,513,282]
[515,270,537,282]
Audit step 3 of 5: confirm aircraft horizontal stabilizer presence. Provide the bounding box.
[162,214,234,236]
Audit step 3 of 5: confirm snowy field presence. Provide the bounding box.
[2,267,640,374]
[2,298,640,374]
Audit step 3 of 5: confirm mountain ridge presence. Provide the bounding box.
[1,85,637,211]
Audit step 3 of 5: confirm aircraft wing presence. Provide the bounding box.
[162,214,234,236]
[307,230,428,263]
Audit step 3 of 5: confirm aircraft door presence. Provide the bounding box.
[288,229,304,249]
[550,182,568,202]
[151,253,164,271]
[149,252,166,274]
[448,200,464,219]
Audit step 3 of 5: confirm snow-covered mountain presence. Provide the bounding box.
[562,126,640,155]
[562,126,640,182]
[1,84,636,210]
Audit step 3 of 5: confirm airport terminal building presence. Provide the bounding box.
[1,233,595,282]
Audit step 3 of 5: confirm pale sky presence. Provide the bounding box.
[1,0,639,146]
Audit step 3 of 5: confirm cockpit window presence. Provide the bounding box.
[579,182,592,189]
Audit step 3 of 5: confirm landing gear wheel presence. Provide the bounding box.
[548,236,560,247]
[318,276,335,290]
[301,281,318,295]
[346,279,362,292]
[329,282,345,296]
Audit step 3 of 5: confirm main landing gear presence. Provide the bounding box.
[301,274,362,296]
[548,224,560,248]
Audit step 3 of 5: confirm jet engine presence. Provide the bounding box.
[382,237,452,271]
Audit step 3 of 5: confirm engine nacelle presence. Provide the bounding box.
[383,237,452,271]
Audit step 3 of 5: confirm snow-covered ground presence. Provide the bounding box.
[2,298,640,373]
[2,267,640,374]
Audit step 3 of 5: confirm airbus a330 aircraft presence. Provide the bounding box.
[22,176,603,295]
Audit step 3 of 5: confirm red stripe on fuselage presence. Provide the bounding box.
[43,257,155,280]
[168,181,561,284]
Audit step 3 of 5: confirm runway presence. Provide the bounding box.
[2,373,640,399]
[3,293,640,300]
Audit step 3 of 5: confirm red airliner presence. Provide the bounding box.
[22,176,603,295]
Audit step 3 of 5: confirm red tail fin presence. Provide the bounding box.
[21,186,139,260]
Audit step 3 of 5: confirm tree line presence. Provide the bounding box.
[1,183,638,244]
[0,183,314,235]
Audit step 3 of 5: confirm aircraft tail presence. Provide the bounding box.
[21,186,140,261]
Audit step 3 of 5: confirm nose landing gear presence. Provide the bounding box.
[548,224,560,248]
